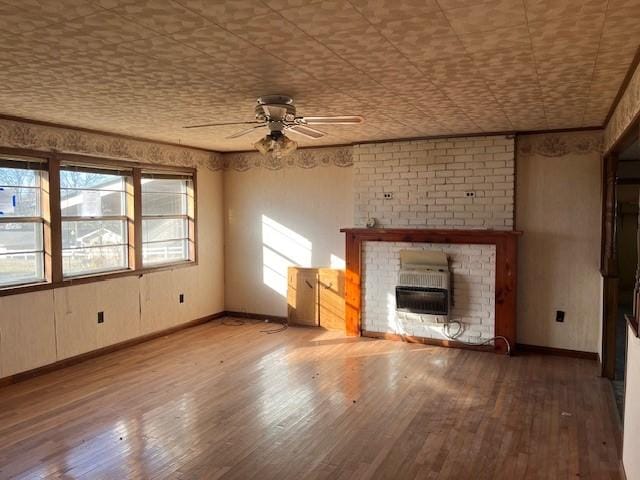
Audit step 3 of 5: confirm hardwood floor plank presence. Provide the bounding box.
[0,319,622,479]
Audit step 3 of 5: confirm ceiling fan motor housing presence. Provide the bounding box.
[255,95,297,124]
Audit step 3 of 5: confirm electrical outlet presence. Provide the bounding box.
[179,293,184,304]
[555,310,565,323]
[383,192,393,199]
[465,191,475,197]
[97,311,104,324]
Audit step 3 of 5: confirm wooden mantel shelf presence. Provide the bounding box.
[340,228,522,242]
[341,227,522,354]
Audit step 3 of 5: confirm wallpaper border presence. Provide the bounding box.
[517,130,603,158]
[222,146,353,171]
[1,117,605,170]
[0,118,224,171]
[0,118,355,172]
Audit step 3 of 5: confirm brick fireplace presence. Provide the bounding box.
[344,134,520,354]
[341,228,520,354]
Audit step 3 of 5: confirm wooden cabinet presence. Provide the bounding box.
[287,267,345,331]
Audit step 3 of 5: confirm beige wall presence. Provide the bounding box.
[224,164,353,317]
[0,168,225,378]
[625,327,640,480]
[516,132,603,353]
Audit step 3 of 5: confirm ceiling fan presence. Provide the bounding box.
[183,95,364,157]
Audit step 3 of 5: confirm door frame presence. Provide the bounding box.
[601,118,640,379]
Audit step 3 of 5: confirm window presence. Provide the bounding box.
[0,149,197,293]
[60,165,131,277]
[141,173,194,266]
[0,158,46,287]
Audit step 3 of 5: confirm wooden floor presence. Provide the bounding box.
[0,319,622,480]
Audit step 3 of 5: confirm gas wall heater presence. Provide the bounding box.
[395,250,451,316]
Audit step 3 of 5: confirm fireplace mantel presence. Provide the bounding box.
[340,228,522,354]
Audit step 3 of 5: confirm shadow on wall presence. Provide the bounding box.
[261,214,345,298]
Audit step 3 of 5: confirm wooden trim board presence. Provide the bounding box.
[224,310,288,324]
[516,343,599,360]
[626,313,639,338]
[0,311,226,387]
[603,45,640,128]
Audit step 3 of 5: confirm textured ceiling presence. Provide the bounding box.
[0,0,639,152]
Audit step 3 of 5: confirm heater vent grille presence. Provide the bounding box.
[395,287,449,316]
[398,270,447,289]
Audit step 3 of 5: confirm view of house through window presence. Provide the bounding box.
[0,159,46,287]
[61,166,130,277]
[142,174,193,266]
[0,156,195,290]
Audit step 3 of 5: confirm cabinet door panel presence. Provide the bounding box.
[288,267,318,326]
[319,268,345,331]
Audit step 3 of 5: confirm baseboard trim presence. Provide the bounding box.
[362,330,494,353]
[224,310,288,324]
[516,343,598,360]
[0,311,226,388]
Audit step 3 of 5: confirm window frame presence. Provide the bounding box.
[60,163,133,278]
[0,147,198,296]
[0,156,48,288]
[140,172,195,268]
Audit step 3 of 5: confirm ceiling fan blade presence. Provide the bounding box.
[183,121,263,129]
[226,125,266,139]
[287,125,326,139]
[300,115,364,125]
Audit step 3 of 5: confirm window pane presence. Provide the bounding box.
[0,163,44,288]
[0,186,40,217]
[60,170,125,190]
[143,239,188,266]
[141,192,187,216]
[62,220,126,249]
[0,222,43,253]
[0,167,39,187]
[61,189,125,217]
[63,245,127,277]
[142,218,187,243]
[142,178,187,194]
[0,252,44,287]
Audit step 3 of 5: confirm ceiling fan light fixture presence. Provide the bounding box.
[278,134,298,157]
[253,136,272,155]
[254,132,298,158]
